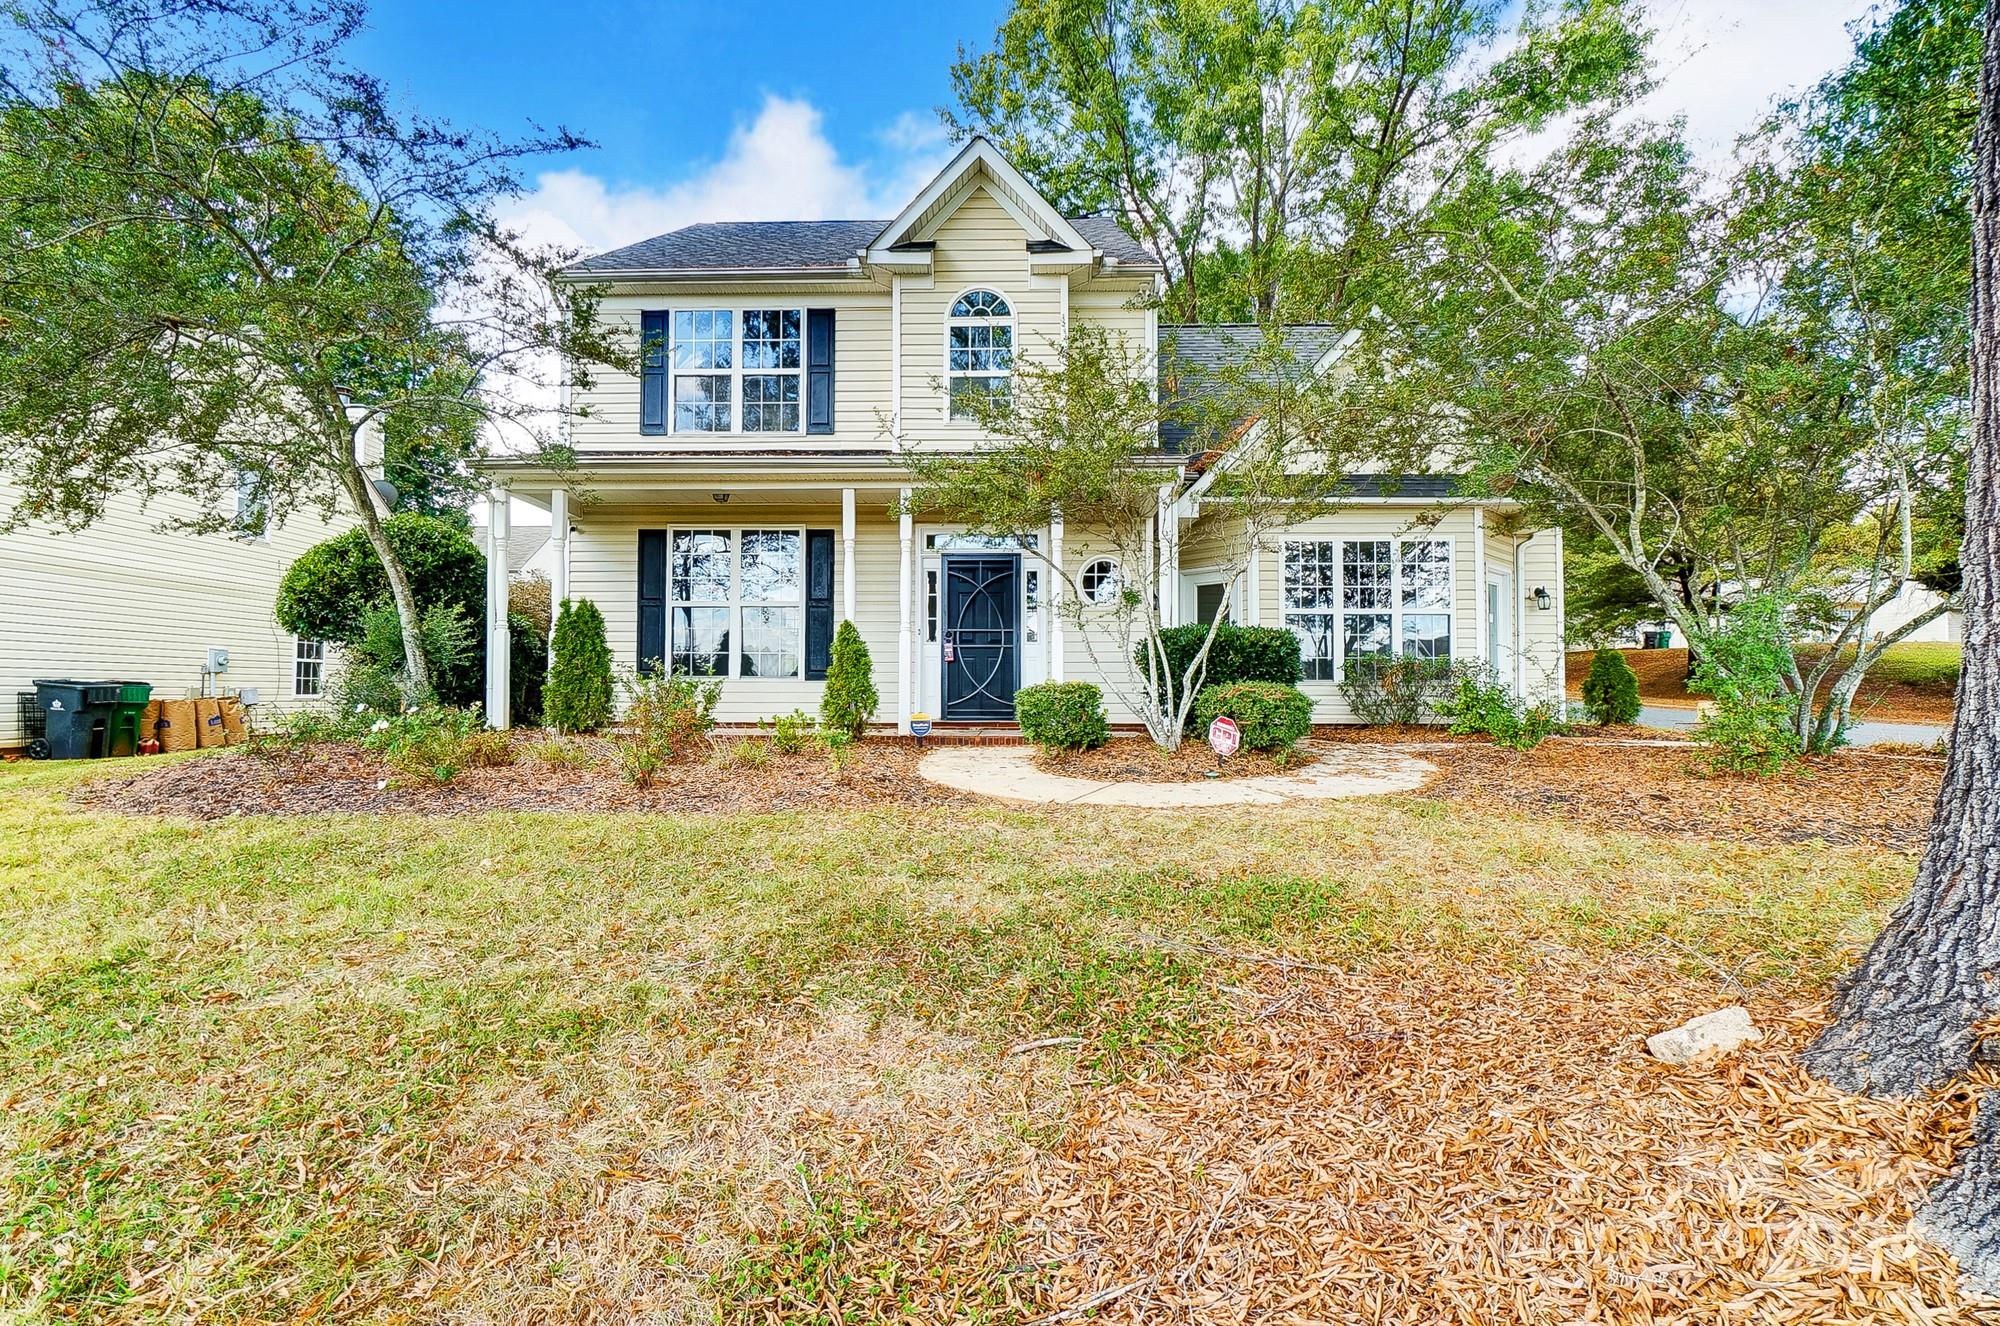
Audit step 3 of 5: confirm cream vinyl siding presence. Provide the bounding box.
[1512,527,1566,706]
[0,479,354,745]
[1056,529,1147,723]
[568,292,895,451]
[565,504,904,725]
[1068,286,1152,348]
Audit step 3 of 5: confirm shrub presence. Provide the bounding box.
[546,599,614,733]
[767,708,818,755]
[1336,657,1456,726]
[275,513,487,705]
[1135,623,1304,699]
[1015,681,1110,752]
[614,671,720,786]
[1434,666,1562,750]
[1693,695,1801,776]
[510,572,552,640]
[460,729,515,768]
[359,705,482,786]
[509,611,547,727]
[1580,649,1643,725]
[525,737,596,770]
[1688,595,1802,775]
[1194,682,1314,751]
[722,738,770,769]
[820,621,879,739]
[818,725,859,775]
[331,601,476,712]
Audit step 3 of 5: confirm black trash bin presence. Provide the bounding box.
[31,680,120,759]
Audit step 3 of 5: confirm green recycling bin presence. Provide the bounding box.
[104,682,152,757]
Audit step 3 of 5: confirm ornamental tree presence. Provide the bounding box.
[0,0,623,701]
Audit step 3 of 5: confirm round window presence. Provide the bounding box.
[1080,557,1123,606]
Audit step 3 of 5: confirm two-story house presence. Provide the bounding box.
[479,137,1567,731]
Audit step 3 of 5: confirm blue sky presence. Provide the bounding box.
[342,0,1881,263]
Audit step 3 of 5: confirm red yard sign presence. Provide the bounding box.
[1207,715,1240,759]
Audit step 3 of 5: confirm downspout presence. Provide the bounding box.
[1513,533,1526,701]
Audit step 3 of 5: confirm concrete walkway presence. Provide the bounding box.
[1637,704,1946,748]
[918,742,1437,808]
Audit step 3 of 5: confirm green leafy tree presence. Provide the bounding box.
[949,0,1648,322]
[0,0,623,701]
[819,620,879,739]
[545,599,613,734]
[1578,648,1641,725]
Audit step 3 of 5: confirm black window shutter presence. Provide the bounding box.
[638,530,667,674]
[805,529,835,679]
[640,311,668,435]
[806,308,835,435]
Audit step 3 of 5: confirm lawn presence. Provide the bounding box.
[1,752,1989,1323]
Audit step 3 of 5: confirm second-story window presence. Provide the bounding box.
[671,308,803,434]
[947,289,1013,420]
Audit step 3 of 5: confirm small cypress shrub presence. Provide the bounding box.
[545,598,613,733]
[820,620,879,739]
[1580,648,1642,725]
[1194,682,1314,751]
[1015,682,1110,751]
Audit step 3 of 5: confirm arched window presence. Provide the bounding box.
[947,289,1013,420]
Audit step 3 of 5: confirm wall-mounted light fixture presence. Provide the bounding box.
[711,491,731,504]
[1533,587,1553,612]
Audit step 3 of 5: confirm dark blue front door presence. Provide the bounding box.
[943,555,1019,720]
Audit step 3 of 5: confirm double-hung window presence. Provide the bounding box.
[1283,538,1454,680]
[668,528,805,679]
[671,309,803,434]
[293,638,325,697]
[947,289,1013,419]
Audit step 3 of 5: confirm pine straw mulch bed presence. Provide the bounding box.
[1408,742,1942,852]
[1036,740,1321,782]
[76,737,971,818]
[1567,648,1957,726]
[986,953,2000,1326]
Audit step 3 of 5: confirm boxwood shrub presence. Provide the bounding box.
[1015,681,1110,752]
[1194,681,1314,751]
[1136,623,1303,730]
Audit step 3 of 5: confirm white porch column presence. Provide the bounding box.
[897,490,913,732]
[483,492,512,729]
[548,488,570,647]
[841,487,857,622]
[1049,513,1066,682]
[1244,530,1262,627]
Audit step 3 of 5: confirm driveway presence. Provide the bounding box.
[1638,705,1946,749]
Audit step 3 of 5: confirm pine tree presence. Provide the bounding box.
[1580,648,1643,725]
[544,599,613,733]
[820,620,879,739]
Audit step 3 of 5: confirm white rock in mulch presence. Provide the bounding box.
[1646,1006,1763,1065]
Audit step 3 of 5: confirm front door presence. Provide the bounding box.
[942,555,1019,720]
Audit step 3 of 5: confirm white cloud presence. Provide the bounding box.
[498,94,954,257]
[1640,0,1876,163]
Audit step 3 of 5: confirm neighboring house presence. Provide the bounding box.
[1824,579,1963,646]
[0,478,355,749]
[506,525,557,580]
[479,137,1567,729]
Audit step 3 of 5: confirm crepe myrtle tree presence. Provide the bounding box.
[901,324,1362,748]
[0,0,624,702]
[1344,100,1965,752]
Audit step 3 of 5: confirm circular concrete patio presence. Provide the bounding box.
[917,741,1437,808]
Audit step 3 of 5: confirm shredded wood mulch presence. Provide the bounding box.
[1411,742,1941,851]
[78,738,970,818]
[993,954,1998,1325]
[1038,741,1321,782]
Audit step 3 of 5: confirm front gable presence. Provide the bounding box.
[866,137,1094,272]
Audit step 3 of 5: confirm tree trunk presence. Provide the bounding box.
[1802,0,2000,1289]
[334,448,434,704]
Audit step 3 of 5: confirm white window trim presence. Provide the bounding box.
[232,467,271,542]
[943,286,1014,422]
[1079,556,1123,608]
[292,637,326,698]
[668,526,808,680]
[1281,536,1456,681]
[668,306,806,436]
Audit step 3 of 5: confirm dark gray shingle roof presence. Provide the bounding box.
[506,528,550,576]
[563,215,1159,275]
[1158,324,1347,453]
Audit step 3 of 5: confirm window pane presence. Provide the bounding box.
[1285,612,1338,682]
[672,530,731,602]
[740,606,801,678]
[739,530,801,602]
[1401,540,1452,609]
[1343,541,1392,609]
[1283,542,1338,611]
[742,309,800,370]
[742,374,800,432]
[674,375,733,432]
[949,375,1010,419]
[1343,612,1393,661]
[1402,613,1451,660]
[672,606,730,676]
[951,289,1010,318]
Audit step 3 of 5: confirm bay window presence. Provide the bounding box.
[1283,537,1454,681]
[668,527,805,679]
[670,308,803,434]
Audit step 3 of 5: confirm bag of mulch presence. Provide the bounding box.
[158,699,199,753]
[219,697,246,745]
[195,697,226,749]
